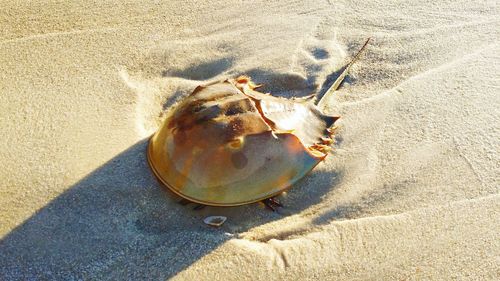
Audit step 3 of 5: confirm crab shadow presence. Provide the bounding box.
[231,67,355,101]
[0,138,340,280]
[243,69,317,98]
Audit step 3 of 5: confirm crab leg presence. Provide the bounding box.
[193,204,206,210]
[178,198,191,205]
[262,197,284,211]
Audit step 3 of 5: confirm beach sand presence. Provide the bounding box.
[1,0,499,279]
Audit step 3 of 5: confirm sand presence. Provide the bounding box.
[1,0,499,280]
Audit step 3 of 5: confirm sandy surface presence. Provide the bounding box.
[1,0,499,280]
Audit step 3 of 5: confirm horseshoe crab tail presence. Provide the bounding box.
[316,37,371,107]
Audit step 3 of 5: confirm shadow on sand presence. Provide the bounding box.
[0,137,340,280]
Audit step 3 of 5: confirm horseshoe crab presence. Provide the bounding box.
[147,39,370,209]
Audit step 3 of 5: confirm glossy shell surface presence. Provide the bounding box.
[147,76,338,206]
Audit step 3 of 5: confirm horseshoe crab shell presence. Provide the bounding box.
[147,39,370,207]
[147,76,337,206]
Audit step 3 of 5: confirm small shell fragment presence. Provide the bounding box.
[203,216,227,227]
